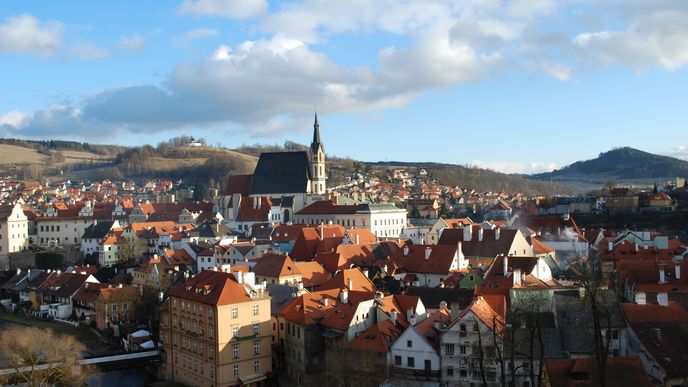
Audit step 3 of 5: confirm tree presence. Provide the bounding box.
[134,286,162,341]
[118,237,147,264]
[569,260,614,387]
[0,327,88,387]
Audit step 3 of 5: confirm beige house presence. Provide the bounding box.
[162,269,272,387]
[251,253,302,285]
[0,203,29,269]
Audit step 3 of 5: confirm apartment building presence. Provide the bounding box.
[162,269,272,387]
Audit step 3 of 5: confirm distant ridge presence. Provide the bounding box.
[531,147,688,186]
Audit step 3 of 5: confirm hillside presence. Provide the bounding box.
[369,161,576,195]
[531,147,688,187]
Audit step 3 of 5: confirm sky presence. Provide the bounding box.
[1,0,687,174]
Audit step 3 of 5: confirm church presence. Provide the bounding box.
[219,114,329,230]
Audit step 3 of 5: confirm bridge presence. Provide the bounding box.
[0,350,161,376]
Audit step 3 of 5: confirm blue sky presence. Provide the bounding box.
[1,0,687,173]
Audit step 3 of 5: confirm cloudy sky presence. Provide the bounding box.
[1,0,687,173]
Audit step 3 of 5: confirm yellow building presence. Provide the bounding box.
[161,269,272,387]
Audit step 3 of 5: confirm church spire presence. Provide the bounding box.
[311,111,322,152]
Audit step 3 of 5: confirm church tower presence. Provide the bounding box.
[310,112,327,195]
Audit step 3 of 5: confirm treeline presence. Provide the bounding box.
[0,138,124,156]
[234,141,309,157]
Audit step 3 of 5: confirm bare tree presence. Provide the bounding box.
[0,327,88,387]
[570,260,614,387]
[118,237,147,264]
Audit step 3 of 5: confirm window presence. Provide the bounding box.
[254,360,260,373]
[232,307,238,318]
[253,305,259,316]
[232,326,239,338]
[407,340,412,348]
[253,323,260,335]
[460,369,467,377]
[253,341,260,355]
[112,304,117,312]
[460,345,467,354]
[473,322,479,332]
[395,356,402,366]
[460,323,466,332]
[407,357,415,367]
[233,364,239,377]
[446,366,454,377]
[611,329,619,339]
[445,344,455,355]
[232,344,239,359]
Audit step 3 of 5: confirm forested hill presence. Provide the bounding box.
[531,147,688,186]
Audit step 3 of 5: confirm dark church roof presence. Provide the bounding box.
[250,151,312,195]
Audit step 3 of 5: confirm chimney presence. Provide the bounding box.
[657,292,668,307]
[320,225,324,240]
[634,243,639,252]
[118,283,123,288]
[478,228,484,242]
[676,263,681,280]
[503,255,509,275]
[355,233,360,245]
[236,270,244,284]
[608,241,613,252]
[636,292,646,305]
[297,282,304,290]
[463,225,472,241]
[340,289,349,304]
[410,315,417,326]
[406,308,413,322]
[16,268,21,275]
[425,247,432,260]
[450,302,461,321]
[253,197,258,209]
[495,228,500,240]
[391,310,398,325]
[323,297,329,307]
[659,267,666,284]
[403,245,410,256]
[513,268,522,286]
[347,278,353,290]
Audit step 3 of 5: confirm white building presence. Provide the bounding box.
[294,201,408,239]
[0,203,30,269]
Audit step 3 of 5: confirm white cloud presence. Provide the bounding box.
[0,111,29,128]
[69,42,109,60]
[178,0,266,19]
[117,35,145,52]
[571,5,688,70]
[664,145,688,161]
[471,160,558,174]
[0,14,63,55]
[174,28,219,44]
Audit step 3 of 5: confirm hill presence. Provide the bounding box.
[531,147,688,187]
[0,137,574,195]
[368,161,576,195]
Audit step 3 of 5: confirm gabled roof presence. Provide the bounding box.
[320,268,376,292]
[345,319,402,353]
[252,253,301,279]
[295,261,330,288]
[236,197,272,222]
[168,270,252,305]
[390,243,458,274]
[544,356,652,387]
[437,228,521,259]
[250,151,312,195]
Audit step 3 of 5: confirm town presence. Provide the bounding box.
[1,119,687,387]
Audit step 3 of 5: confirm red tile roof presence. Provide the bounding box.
[544,356,652,387]
[252,253,301,279]
[168,270,252,305]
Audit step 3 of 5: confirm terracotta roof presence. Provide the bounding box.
[530,237,554,254]
[290,225,347,261]
[621,302,688,323]
[73,282,108,303]
[544,356,652,387]
[390,243,459,275]
[295,261,330,288]
[98,285,141,303]
[167,270,252,305]
[414,309,451,350]
[437,228,522,259]
[236,197,272,222]
[319,268,376,292]
[163,249,196,266]
[252,253,301,279]
[345,319,402,353]
[450,294,506,338]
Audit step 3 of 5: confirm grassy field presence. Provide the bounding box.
[0,144,49,165]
